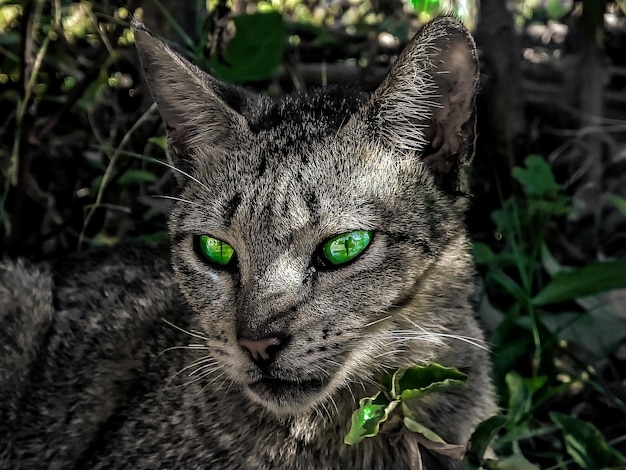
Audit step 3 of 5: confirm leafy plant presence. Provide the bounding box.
[551,413,626,469]
[345,364,470,467]
[474,155,626,467]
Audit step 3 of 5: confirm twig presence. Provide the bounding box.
[4,0,61,252]
[78,102,159,249]
[35,0,138,141]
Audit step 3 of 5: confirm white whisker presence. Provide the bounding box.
[165,356,219,387]
[196,371,227,396]
[313,406,326,424]
[423,333,490,351]
[152,344,211,364]
[364,315,392,328]
[180,367,223,388]
[328,395,339,414]
[187,359,221,377]
[374,349,405,359]
[162,318,210,341]
[319,402,332,421]
[147,157,211,192]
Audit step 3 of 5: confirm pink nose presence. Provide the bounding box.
[238,336,283,362]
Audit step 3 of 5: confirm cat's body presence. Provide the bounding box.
[0,17,496,469]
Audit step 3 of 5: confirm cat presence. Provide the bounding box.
[0,16,496,469]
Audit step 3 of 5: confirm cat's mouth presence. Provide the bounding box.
[246,377,327,409]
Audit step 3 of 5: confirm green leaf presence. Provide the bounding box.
[346,364,469,447]
[539,245,626,356]
[209,12,285,83]
[404,417,446,443]
[148,136,167,150]
[409,0,443,15]
[610,194,626,216]
[117,169,158,186]
[472,242,495,265]
[490,318,533,385]
[405,418,467,460]
[546,0,572,18]
[466,415,507,462]
[484,453,540,470]
[90,175,104,196]
[397,364,468,402]
[89,232,119,247]
[540,243,563,276]
[505,371,529,427]
[491,205,517,234]
[541,309,626,359]
[489,268,528,303]
[344,393,398,445]
[512,155,561,199]
[380,368,397,396]
[550,412,626,468]
[505,372,547,428]
[533,257,626,305]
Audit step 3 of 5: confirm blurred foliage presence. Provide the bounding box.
[0,0,625,468]
[474,155,626,468]
[208,11,285,82]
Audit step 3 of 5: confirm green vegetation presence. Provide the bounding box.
[345,365,468,447]
[473,155,626,468]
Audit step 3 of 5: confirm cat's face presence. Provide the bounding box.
[133,17,479,415]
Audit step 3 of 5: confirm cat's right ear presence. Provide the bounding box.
[342,16,479,196]
[132,19,249,181]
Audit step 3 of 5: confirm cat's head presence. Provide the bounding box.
[134,17,479,415]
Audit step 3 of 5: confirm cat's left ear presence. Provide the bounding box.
[344,17,479,195]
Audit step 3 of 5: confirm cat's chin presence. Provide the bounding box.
[244,377,328,414]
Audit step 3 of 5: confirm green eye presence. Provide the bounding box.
[322,230,373,266]
[197,235,235,266]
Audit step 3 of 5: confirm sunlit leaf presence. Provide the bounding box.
[345,364,467,446]
[404,418,466,460]
[409,0,443,15]
[148,136,167,150]
[397,364,467,402]
[546,0,572,19]
[505,371,529,427]
[344,393,398,445]
[404,417,446,443]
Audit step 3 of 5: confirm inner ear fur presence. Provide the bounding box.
[345,17,479,195]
